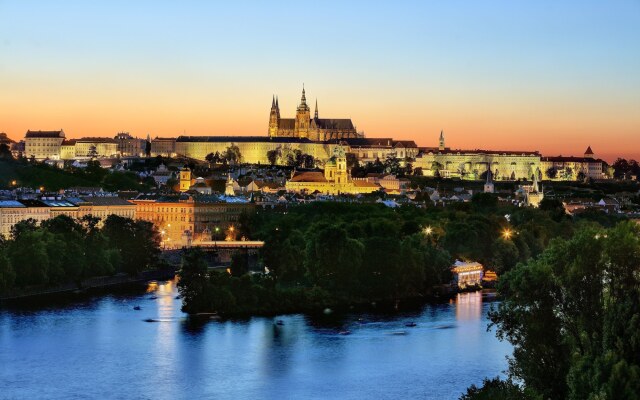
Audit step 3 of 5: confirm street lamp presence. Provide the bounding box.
[502,228,513,240]
[423,226,433,236]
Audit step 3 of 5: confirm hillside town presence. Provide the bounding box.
[1,90,640,248]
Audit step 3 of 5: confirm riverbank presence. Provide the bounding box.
[0,266,176,303]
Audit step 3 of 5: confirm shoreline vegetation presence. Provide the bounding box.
[0,214,163,299]
[460,221,640,400]
[177,197,622,317]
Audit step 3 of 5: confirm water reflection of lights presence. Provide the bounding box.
[152,279,179,387]
[453,291,483,321]
[146,281,158,293]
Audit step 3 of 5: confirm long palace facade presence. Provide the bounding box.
[9,87,611,181]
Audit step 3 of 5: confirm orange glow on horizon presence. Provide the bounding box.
[1,89,638,162]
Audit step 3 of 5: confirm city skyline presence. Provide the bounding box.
[1,1,639,162]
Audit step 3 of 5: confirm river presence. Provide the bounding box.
[0,280,511,400]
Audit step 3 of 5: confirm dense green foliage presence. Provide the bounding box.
[460,377,529,400]
[0,158,154,191]
[179,198,579,315]
[0,215,160,294]
[464,221,640,399]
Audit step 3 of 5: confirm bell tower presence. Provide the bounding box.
[439,130,445,151]
[179,166,192,192]
[294,85,311,138]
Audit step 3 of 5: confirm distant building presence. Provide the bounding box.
[60,139,77,159]
[191,177,212,195]
[132,194,195,247]
[73,137,118,159]
[132,193,255,247]
[150,137,177,157]
[451,260,484,289]
[268,87,361,141]
[152,164,173,186]
[338,138,418,164]
[414,132,541,181]
[540,147,609,180]
[286,145,381,195]
[0,196,136,238]
[24,130,66,160]
[115,132,146,157]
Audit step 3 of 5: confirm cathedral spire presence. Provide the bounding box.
[300,84,307,106]
[297,85,309,112]
[438,130,445,151]
[314,99,318,119]
[271,95,276,109]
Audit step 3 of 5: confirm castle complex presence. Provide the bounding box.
[8,88,611,183]
[268,87,361,141]
[414,131,609,181]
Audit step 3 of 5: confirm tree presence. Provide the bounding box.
[487,223,640,399]
[0,249,15,292]
[0,143,13,160]
[612,158,630,179]
[305,225,364,294]
[230,249,250,277]
[205,152,220,166]
[8,230,50,287]
[178,248,212,314]
[223,145,242,165]
[383,153,401,175]
[300,153,315,168]
[545,166,558,179]
[563,166,574,180]
[459,377,529,400]
[10,218,38,240]
[266,149,279,166]
[102,215,160,275]
[471,193,498,210]
[490,239,519,274]
[539,198,566,222]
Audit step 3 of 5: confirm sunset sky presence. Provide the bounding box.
[1,1,638,161]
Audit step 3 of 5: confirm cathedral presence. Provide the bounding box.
[268,86,362,142]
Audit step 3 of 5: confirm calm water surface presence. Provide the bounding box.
[0,281,511,400]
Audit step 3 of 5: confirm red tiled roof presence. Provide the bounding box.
[289,171,327,183]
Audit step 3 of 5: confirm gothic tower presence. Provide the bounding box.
[268,95,280,137]
[295,86,311,138]
[439,130,445,151]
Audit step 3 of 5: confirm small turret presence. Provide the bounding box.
[314,99,318,119]
[584,146,594,159]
